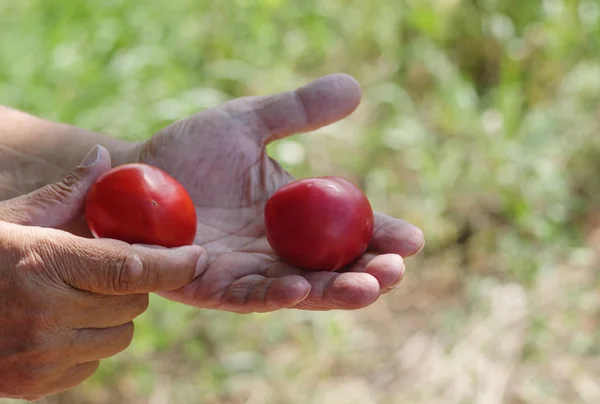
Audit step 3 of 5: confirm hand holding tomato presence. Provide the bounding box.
[0,146,206,400]
[124,73,424,313]
[264,176,375,272]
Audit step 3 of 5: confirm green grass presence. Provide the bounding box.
[2,0,600,403]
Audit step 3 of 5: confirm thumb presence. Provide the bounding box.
[0,145,111,228]
[53,236,209,295]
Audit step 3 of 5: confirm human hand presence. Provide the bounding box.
[130,73,424,313]
[0,146,206,400]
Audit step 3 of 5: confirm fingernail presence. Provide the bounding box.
[81,145,101,168]
[390,262,406,289]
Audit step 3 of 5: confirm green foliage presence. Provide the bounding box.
[2,0,600,402]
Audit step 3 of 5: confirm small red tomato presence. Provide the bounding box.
[85,163,197,248]
[264,176,374,272]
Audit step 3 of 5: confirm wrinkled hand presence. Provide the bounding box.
[132,73,424,313]
[0,146,206,400]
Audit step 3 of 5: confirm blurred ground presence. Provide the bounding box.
[2,0,600,403]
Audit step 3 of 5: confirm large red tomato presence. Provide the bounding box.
[85,163,197,248]
[264,176,374,272]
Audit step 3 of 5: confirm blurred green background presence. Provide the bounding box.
[2,0,600,403]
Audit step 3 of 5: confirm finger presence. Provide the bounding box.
[46,234,208,295]
[27,323,135,367]
[369,212,425,257]
[56,293,149,329]
[344,253,406,293]
[218,274,311,314]
[292,272,381,311]
[70,322,135,363]
[157,272,311,314]
[231,73,362,145]
[267,252,404,296]
[0,145,111,228]
[265,254,402,309]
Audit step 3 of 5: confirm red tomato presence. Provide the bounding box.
[264,176,374,272]
[85,163,197,248]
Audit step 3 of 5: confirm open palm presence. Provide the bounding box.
[133,74,424,313]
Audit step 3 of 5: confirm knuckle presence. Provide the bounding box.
[110,250,145,294]
[60,172,81,188]
[46,172,82,203]
[20,234,75,286]
[220,276,269,313]
[222,283,249,307]
[38,184,72,207]
[248,281,275,314]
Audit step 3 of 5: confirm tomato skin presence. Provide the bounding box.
[264,176,374,272]
[85,163,197,248]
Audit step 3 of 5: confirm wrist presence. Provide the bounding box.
[0,105,137,199]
